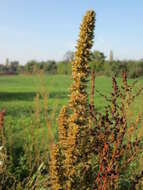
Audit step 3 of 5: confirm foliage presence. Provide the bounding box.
[57,61,71,75]
[1,56,143,78]
[90,50,105,72]
[97,60,143,79]
[0,60,19,74]
[24,60,57,74]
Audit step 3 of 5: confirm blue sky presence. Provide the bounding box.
[0,0,143,64]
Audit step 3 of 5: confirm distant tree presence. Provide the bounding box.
[63,51,74,62]
[44,60,57,74]
[0,64,4,73]
[90,50,105,72]
[57,61,71,75]
[5,58,10,72]
[25,60,38,73]
[10,61,19,72]
[24,60,57,74]
[109,50,113,62]
[111,60,127,76]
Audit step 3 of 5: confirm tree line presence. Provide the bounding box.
[1,51,143,78]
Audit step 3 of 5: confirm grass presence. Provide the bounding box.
[0,74,70,115]
[0,74,143,138]
[0,74,143,117]
[0,74,143,187]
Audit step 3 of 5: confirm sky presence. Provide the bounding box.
[0,0,143,64]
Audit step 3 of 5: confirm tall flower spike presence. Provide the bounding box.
[65,10,95,189]
[49,144,65,190]
[69,10,95,124]
[49,10,95,190]
[58,105,69,149]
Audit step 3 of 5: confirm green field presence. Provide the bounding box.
[1,74,143,187]
[1,74,143,112]
[1,74,143,137]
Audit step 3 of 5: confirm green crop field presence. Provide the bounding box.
[0,74,71,118]
[0,74,142,139]
[1,74,143,122]
[0,74,142,142]
[1,74,143,188]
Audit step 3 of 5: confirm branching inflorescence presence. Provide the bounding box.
[49,10,143,190]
